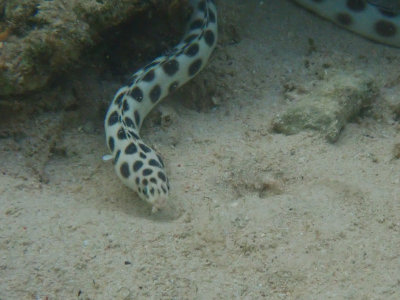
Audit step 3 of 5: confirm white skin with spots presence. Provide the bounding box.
[293,0,400,46]
[104,0,217,212]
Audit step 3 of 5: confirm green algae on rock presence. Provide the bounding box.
[0,0,186,96]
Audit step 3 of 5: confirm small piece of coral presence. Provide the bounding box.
[272,72,379,142]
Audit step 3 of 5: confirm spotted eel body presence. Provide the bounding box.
[104,0,217,211]
[104,0,400,211]
[293,0,400,47]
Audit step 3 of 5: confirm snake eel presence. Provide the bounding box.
[104,0,400,211]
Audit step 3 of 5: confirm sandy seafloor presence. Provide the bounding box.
[1,0,400,299]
